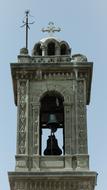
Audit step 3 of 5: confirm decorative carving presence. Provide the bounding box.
[79,72,88,79]
[11,178,95,190]
[14,70,75,81]
[16,160,26,168]
[18,54,72,64]
[17,80,27,154]
[36,70,42,79]
[14,181,25,190]
[77,80,87,154]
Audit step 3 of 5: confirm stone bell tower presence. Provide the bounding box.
[8,22,97,190]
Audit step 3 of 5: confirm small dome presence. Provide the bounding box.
[32,36,71,56]
[71,54,88,62]
[20,47,28,55]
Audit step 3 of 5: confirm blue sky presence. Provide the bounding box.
[0,0,106,189]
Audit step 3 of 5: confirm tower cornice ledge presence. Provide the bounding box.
[8,170,97,179]
[8,171,97,190]
[11,62,92,105]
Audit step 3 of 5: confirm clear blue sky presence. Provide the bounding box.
[0,0,106,189]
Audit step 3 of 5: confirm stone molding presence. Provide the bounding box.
[8,171,97,190]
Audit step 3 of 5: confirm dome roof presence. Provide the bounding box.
[32,36,71,56]
[40,36,62,43]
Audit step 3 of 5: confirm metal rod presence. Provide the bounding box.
[51,129,53,155]
[25,10,29,49]
[21,10,35,50]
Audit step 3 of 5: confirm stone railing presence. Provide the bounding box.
[18,55,71,64]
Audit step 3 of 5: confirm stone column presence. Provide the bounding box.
[55,45,60,55]
[41,43,47,56]
[74,78,89,170]
[31,103,40,155]
[31,103,40,170]
[77,79,88,154]
[15,80,29,171]
[64,103,72,155]
[64,103,72,168]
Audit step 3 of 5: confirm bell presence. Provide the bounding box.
[47,114,59,133]
[44,134,62,155]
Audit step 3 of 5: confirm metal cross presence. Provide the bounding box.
[21,10,35,49]
[42,22,61,36]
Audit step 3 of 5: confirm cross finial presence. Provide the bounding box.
[42,22,61,36]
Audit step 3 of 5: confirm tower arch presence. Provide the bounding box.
[47,41,55,55]
[60,41,71,55]
[32,43,42,55]
[39,90,64,155]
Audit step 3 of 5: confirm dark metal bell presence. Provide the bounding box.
[47,114,59,133]
[44,134,62,155]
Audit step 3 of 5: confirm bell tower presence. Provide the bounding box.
[8,22,97,190]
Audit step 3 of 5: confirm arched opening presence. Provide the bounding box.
[40,92,64,155]
[47,42,55,55]
[36,43,42,55]
[60,44,68,55]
